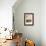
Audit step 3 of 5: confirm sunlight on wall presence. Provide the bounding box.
[0,0,16,30]
[0,8,12,30]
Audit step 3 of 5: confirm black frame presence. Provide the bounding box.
[24,13,34,26]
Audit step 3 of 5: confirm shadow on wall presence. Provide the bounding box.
[12,0,41,46]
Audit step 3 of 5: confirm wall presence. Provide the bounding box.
[0,0,16,30]
[13,0,41,46]
[41,0,46,46]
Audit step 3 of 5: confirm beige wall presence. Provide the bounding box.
[13,0,41,46]
[41,0,46,46]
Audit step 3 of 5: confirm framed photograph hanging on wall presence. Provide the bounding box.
[24,13,34,26]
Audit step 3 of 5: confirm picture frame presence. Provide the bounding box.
[24,13,34,26]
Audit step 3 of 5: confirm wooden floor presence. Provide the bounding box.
[0,33,23,46]
[0,39,16,46]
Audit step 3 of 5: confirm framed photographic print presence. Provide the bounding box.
[24,13,34,26]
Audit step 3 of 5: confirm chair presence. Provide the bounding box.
[25,40,35,46]
[14,33,23,46]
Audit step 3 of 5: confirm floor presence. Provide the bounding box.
[0,39,24,46]
[0,33,23,46]
[0,39,16,46]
